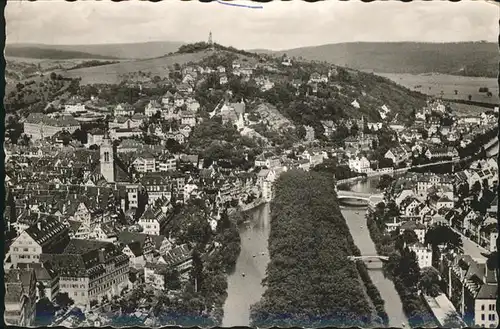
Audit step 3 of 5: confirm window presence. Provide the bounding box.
[489,314,495,322]
[489,304,495,311]
[482,314,485,321]
[482,305,486,311]
[74,292,78,296]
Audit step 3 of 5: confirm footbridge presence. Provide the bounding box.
[347,255,389,263]
[336,190,372,201]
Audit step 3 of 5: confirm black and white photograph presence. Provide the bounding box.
[3,0,499,328]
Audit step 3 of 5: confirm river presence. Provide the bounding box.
[222,203,270,327]
[341,178,409,328]
[222,178,408,327]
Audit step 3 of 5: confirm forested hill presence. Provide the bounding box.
[5,46,121,60]
[261,42,497,77]
[6,41,185,60]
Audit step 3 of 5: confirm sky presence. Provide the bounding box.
[6,0,499,50]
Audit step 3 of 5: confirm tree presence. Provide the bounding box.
[424,225,463,251]
[35,298,56,326]
[191,249,204,293]
[395,230,419,252]
[468,95,472,101]
[54,292,74,310]
[471,181,481,197]
[296,125,306,140]
[50,72,57,80]
[419,267,442,297]
[377,174,394,190]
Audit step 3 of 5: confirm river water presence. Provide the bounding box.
[222,203,270,327]
[342,178,409,328]
[222,178,408,327]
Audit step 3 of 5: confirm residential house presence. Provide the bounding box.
[257,169,277,202]
[9,215,70,266]
[114,103,134,117]
[408,243,433,269]
[348,156,371,174]
[400,220,427,244]
[145,100,162,117]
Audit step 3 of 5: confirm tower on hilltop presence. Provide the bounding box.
[100,130,115,183]
[208,32,213,45]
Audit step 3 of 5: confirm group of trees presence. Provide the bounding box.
[250,170,380,327]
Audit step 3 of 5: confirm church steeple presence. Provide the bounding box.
[100,130,114,182]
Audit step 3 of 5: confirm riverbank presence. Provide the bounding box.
[250,170,380,327]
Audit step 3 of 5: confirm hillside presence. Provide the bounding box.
[6,41,185,60]
[260,42,498,78]
[5,46,121,60]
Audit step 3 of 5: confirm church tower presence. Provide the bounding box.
[100,130,115,182]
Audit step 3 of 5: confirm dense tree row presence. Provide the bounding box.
[250,170,378,327]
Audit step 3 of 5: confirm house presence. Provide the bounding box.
[257,169,277,202]
[121,241,148,269]
[180,111,197,127]
[400,197,423,217]
[138,205,172,236]
[436,196,454,210]
[408,243,433,269]
[133,153,158,173]
[141,173,172,205]
[448,255,498,328]
[9,215,70,266]
[114,103,135,117]
[144,244,193,290]
[5,268,37,326]
[87,128,105,147]
[400,220,427,244]
[309,72,328,84]
[40,240,129,307]
[117,139,145,154]
[425,147,459,160]
[219,74,228,85]
[94,222,120,242]
[348,156,371,174]
[109,116,142,130]
[385,147,410,165]
[24,113,80,140]
[18,262,60,301]
[109,127,142,140]
[178,83,193,94]
[145,100,162,117]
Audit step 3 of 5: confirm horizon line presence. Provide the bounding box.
[6,39,497,52]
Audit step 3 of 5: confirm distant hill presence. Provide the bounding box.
[6,41,185,60]
[255,42,498,78]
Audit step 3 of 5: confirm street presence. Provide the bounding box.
[452,228,488,262]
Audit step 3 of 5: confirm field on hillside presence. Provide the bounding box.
[62,51,214,85]
[375,73,499,104]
